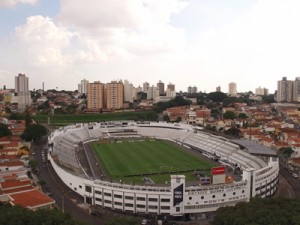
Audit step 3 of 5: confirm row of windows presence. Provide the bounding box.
[94,198,170,210]
[188,190,244,201]
[94,192,170,202]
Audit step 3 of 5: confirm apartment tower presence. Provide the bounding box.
[277,77,293,102]
[15,73,31,112]
[87,81,105,111]
[106,81,124,109]
[228,82,237,96]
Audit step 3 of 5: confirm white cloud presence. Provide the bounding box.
[58,0,188,57]
[0,0,37,8]
[187,0,300,92]
[14,15,73,66]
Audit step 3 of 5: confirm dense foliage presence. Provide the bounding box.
[0,203,88,225]
[212,198,300,225]
[105,217,139,225]
[0,123,12,137]
[154,96,191,113]
[33,111,158,125]
[21,124,48,141]
[208,92,227,103]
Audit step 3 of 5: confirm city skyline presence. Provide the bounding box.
[1,0,300,93]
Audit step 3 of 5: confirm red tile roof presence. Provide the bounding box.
[0,161,24,167]
[10,189,55,209]
[1,185,34,194]
[0,179,31,190]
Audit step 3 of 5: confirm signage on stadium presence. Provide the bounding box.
[211,166,225,175]
[173,184,183,206]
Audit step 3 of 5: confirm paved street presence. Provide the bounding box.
[32,136,106,225]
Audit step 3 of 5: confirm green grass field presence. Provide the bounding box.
[91,140,213,184]
[33,111,157,126]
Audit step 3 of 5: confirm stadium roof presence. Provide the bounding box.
[233,140,277,156]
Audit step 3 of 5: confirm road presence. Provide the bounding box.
[32,136,106,225]
[279,164,300,199]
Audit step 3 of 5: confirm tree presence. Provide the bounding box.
[224,127,241,137]
[21,124,48,141]
[238,113,248,119]
[279,147,294,158]
[223,111,237,120]
[105,217,139,225]
[0,123,12,137]
[24,110,32,127]
[212,198,300,225]
[0,203,88,225]
[208,92,227,102]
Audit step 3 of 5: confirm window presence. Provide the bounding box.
[161,199,170,203]
[149,205,157,209]
[95,198,102,202]
[95,190,102,195]
[161,206,170,210]
[104,200,111,204]
[114,194,122,199]
[137,197,145,201]
[137,204,145,208]
[125,196,133,200]
[148,198,157,202]
[104,193,111,197]
[125,203,133,207]
[79,185,82,189]
[115,202,122,206]
[85,186,92,193]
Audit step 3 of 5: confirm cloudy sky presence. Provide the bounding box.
[0,0,300,93]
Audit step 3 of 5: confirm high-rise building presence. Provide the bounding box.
[187,85,197,94]
[147,85,159,100]
[166,83,176,97]
[255,87,269,96]
[216,86,221,92]
[228,82,237,96]
[277,77,293,102]
[157,80,165,96]
[143,82,150,92]
[15,73,31,112]
[124,80,134,102]
[78,79,89,94]
[87,81,105,111]
[293,77,300,102]
[106,81,124,109]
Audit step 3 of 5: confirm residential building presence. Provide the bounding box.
[277,77,293,102]
[166,83,176,98]
[157,80,165,96]
[216,86,221,92]
[106,81,124,109]
[15,73,31,112]
[228,82,237,96]
[78,79,89,94]
[86,81,105,111]
[147,85,159,100]
[187,85,197,94]
[143,82,150,92]
[124,80,135,102]
[255,87,269,96]
[293,77,300,102]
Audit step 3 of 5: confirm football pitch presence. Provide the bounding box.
[91,139,213,184]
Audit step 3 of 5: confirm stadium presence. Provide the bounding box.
[47,121,279,220]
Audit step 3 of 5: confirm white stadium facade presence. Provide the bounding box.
[48,121,279,220]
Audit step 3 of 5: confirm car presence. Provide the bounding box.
[141,219,148,225]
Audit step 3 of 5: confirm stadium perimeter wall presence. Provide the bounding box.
[48,122,279,219]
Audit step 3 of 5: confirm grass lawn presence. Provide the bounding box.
[33,111,157,126]
[91,140,213,184]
